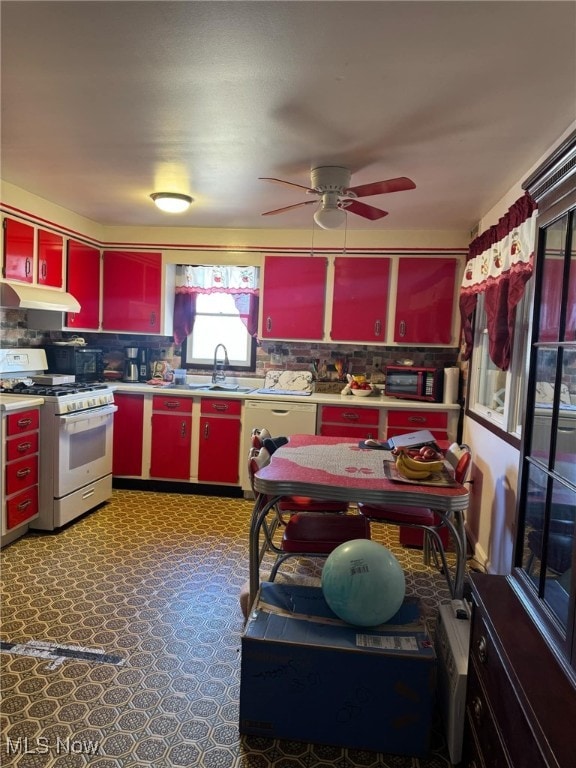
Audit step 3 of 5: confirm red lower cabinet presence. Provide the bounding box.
[386,409,449,444]
[150,395,192,480]
[319,405,380,440]
[3,407,40,535]
[198,399,241,484]
[113,394,144,477]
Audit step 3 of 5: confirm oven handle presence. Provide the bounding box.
[59,404,118,431]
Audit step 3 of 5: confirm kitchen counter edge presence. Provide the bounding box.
[109,382,461,410]
[0,394,45,412]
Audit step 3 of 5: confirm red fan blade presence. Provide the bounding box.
[262,200,316,216]
[341,199,389,220]
[346,176,416,198]
[259,177,314,193]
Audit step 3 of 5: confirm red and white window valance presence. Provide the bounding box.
[175,265,259,294]
[460,192,538,370]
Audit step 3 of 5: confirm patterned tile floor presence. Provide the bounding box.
[1,490,458,767]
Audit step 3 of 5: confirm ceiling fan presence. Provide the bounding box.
[260,166,416,229]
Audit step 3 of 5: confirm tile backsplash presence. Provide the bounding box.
[1,307,462,381]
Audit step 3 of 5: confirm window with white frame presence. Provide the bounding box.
[468,282,533,436]
[183,292,257,370]
[173,265,260,372]
[461,193,538,438]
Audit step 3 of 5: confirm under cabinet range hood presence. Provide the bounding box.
[0,281,81,312]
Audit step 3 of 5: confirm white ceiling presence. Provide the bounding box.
[1,1,575,232]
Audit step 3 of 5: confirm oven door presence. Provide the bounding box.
[55,404,117,498]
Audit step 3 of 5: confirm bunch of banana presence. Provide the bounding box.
[395,450,444,480]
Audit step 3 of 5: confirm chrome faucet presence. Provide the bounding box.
[212,343,229,384]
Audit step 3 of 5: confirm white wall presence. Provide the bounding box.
[462,119,576,574]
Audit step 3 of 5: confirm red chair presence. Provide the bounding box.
[248,445,370,583]
[251,428,349,516]
[357,443,471,598]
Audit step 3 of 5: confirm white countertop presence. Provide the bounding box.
[110,381,461,410]
[0,393,45,412]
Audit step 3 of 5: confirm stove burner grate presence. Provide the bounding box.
[1,382,109,397]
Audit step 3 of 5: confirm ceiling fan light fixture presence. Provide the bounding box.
[313,205,347,230]
[150,192,193,213]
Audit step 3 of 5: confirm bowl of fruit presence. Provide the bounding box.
[350,376,373,396]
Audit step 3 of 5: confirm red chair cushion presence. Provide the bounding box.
[278,496,348,513]
[357,502,436,526]
[282,513,370,554]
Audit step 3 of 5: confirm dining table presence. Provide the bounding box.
[249,434,470,610]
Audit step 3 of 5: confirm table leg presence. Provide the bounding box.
[248,493,281,612]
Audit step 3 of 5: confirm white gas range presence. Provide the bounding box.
[0,348,117,531]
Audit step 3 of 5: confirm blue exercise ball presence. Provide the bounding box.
[321,539,406,627]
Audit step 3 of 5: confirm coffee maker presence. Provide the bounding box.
[138,348,149,382]
[124,347,139,382]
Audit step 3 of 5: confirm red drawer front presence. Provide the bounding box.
[200,398,242,416]
[6,486,38,529]
[152,395,193,414]
[7,408,40,435]
[6,432,39,461]
[321,406,379,426]
[320,424,380,440]
[387,410,448,430]
[6,455,39,495]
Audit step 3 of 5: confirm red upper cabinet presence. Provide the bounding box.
[393,257,458,345]
[102,250,163,333]
[2,218,34,283]
[66,240,101,330]
[261,255,326,340]
[37,229,63,287]
[331,257,390,342]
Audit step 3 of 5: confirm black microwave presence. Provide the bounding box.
[384,366,444,402]
[44,346,105,382]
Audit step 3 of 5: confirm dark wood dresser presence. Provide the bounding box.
[464,574,576,768]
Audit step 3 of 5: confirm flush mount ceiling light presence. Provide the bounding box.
[313,190,347,229]
[313,203,347,230]
[150,192,193,213]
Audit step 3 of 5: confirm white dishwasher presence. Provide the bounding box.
[240,399,318,492]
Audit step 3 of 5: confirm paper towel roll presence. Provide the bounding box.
[443,367,460,404]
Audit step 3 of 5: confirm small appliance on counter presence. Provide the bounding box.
[384,365,444,402]
[124,347,139,382]
[138,348,149,382]
[43,345,105,382]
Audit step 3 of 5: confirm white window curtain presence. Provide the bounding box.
[460,192,537,370]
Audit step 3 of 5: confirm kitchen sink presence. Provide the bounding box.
[187,383,254,393]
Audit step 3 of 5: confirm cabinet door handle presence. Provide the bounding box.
[150,311,156,326]
[398,320,406,337]
[17,442,32,453]
[41,261,47,279]
[476,635,488,663]
[343,412,359,421]
[471,695,483,724]
[25,258,32,277]
[16,467,32,478]
[203,422,209,439]
[17,417,33,428]
[17,499,32,511]
[374,319,381,337]
[266,316,272,332]
[408,415,426,423]
[181,421,187,438]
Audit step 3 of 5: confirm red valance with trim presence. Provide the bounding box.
[460,192,537,370]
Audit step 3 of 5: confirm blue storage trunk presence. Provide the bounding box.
[240,582,436,756]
